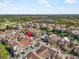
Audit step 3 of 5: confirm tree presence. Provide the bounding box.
[0,43,9,59]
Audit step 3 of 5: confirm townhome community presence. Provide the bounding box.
[0,16,79,59]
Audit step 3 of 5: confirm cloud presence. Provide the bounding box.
[0,0,79,14]
[64,0,77,4]
[37,0,51,7]
[0,7,37,14]
[38,0,48,4]
[0,3,79,14]
[32,6,79,14]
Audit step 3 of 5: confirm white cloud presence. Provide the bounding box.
[64,0,77,4]
[37,0,51,7]
[0,4,79,14]
[38,0,48,4]
[0,0,79,14]
[1,8,79,14]
[0,4,38,14]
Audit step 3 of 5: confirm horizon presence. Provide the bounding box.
[0,14,79,16]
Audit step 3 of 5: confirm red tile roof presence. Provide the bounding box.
[36,46,50,58]
[10,41,19,47]
[26,52,42,59]
[20,39,32,46]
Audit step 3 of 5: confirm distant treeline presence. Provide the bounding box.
[0,15,79,26]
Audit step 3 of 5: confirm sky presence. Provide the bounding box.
[0,0,79,14]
